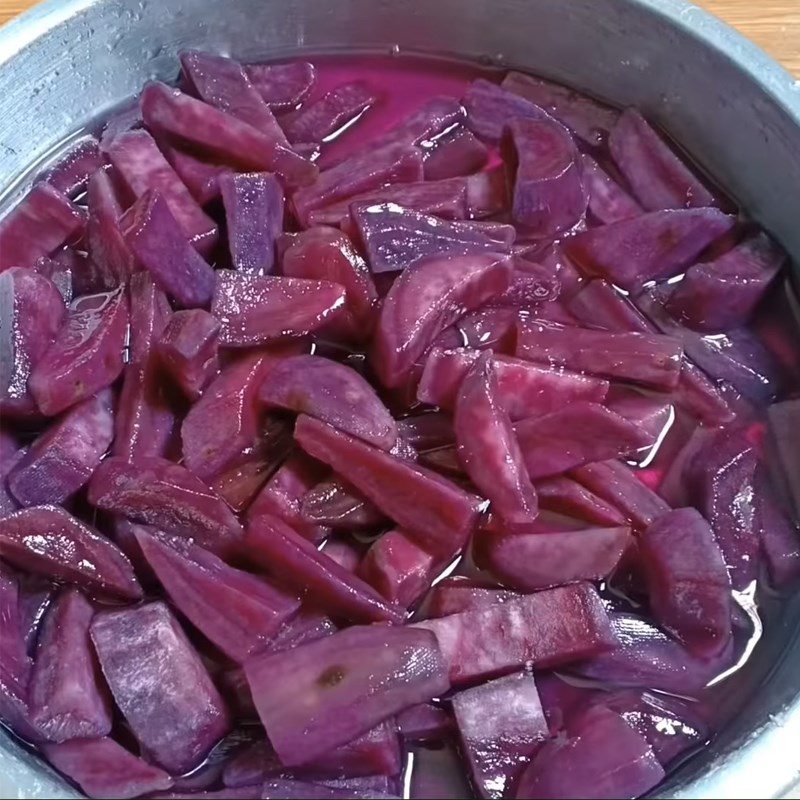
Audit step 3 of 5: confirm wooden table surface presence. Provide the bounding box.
[0,0,799,76]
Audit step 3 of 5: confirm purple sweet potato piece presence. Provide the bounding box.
[397,704,453,744]
[16,576,68,654]
[91,601,231,773]
[28,588,112,742]
[0,506,141,600]
[418,348,608,419]
[245,624,448,765]
[306,177,469,226]
[640,508,732,657]
[424,126,488,180]
[244,513,404,624]
[463,78,551,143]
[581,154,643,224]
[212,271,346,346]
[564,208,736,291]
[514,402,651,480]
[352,202,515,274]
[478,526,631,591]
[42,737,173,799]
[295,415,482,558]
[89,456,244,556]
[516,319,683,390]
[424,579,520,618]
[609,108,717,211]
[0,268,67,418]
[43,135,104,198]
[8,392,114,506]
[767,399,800,522]
[323,537,363,573]
[372,252,512,387]
[161,142,227,206]
[127,271,171,361]
[358,528,438,607]
[0,184,85,272]
[536,476,627,526]
[156,308,220,400]
[571,460,670,531]
[136,531,300,663]
[245,61,316,109]
[501,71,619,147]
[292,141,424,225]
[666,233,785,332]
[755,469,800,587]
[107,129,218,254]
[32,255,73,304]
[453,672,549,799]
[300,477,388,531]
[220,171,284,275]
[505,116,588,236]
[121,189,216,308]
[85,167,137,289]
[283,81,377,143]
[142,79,317,189]
[259,354,397,450]
[515,705,664,799]
[455,353,538,530]
[415,583,616,684]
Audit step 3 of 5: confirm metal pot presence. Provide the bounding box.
[0,0,798,797]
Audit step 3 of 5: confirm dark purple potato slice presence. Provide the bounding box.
[505,116,588,236]
[372,252,513,387]
[292,141,424,225]
[657,421,720,508]
[455,353,539,531]
[244,624,448,765]
[245,61,316,109]
[0,268,66,418]
[0,184,85,272]
[463,78,552,143]
[515,705,664,800]
[415,583,617,684]
[41,737,173,800]
[282,81,377,143]
[212,271,346,346]
[121,189,216,308]
[477,526,631,591]
[89,456,244,557]
[107,129,218,255]
[353,202,514,275]
[572,611,731,695]
[160,141,227,206]
[514,402,652,480]
[501,71,619,146]
[571,460,670,531]
[28,588,112,742]
[755,470,800,587]
[418,347,608,419]
[609,108,718,211]
[142,77,317,188]
[516,319,683,391]
[665,233,785,332]
[156,308,220,400]
[128,271,172,361]
[91,601,231,774]
[220,171,284,274]
[295,415,482,558]
[244,513,404,624]
[397,412,456,450]
[536,476,627,526]
[0,506,141,601]
[424,126,489,180]
[565,207,736,291]
[767,399,800,522]
[135,531,300,663]
[581,153,643,224]
[397,702,453,742]
[453,672,549,799]
[300,477,388,531]
[640,508,732,658]
[8,392,114,506]
[260,354,397,450]
[306,177,469,226]
[42,136,105,198]
[424,579,520,618]
[85,167,137,289]
[357,528,438,607]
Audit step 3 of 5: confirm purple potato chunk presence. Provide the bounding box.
[397,702,453,742]
[91,601,231,773]
[42,136,105,198]
[245,60,316,109]
[156,308,220,400]
[300,477,388,531]
[424,126,489,180]
[161,141,227,205]
[33,255,73,304]
[88,456,244,557]
[581,154,643,224]
[397,412,456,450]
[535,475,630,527]
[463,78,552,143]
[424,579,521,619]
[282,81,377,143]
[0,505,141,601]
[28,588,112,742]
[244,624,449,765]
